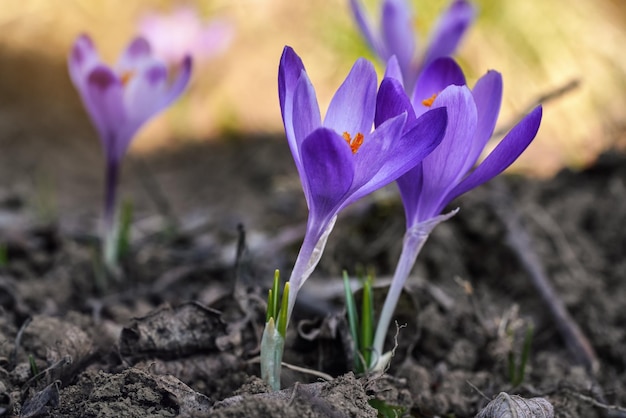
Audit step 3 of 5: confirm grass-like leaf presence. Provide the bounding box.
[277,282,290,337]
[116,199,133,260]
[360,275,374,370]
[343,271,360,370]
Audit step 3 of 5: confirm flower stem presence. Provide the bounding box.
[370,210,457,370]
[260,215,337,390]
[285,216,337,326]
[103,158,120,273]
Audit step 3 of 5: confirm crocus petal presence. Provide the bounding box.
[116,37,152,74]
[351,107,447,205]
[445,106,543,203]
[301,128,355,219]
[194,19,234,60]
[124,59,168,119]
[468,70,503,166]
[375,77,415,128]
[69,34,102,98]
[383,55,404,85]
[84,66,126,160]
[278,46,305,125]
[117,56,192,159]
[290,69,322,206]
[324,58,377,137]
[396,163,424,227]
[163,55,193,105]
[411,57,466,117]
[350,112,408,193]
[381,0,415,76]
[416,85,477,219]
[422,0,475,68]
[349,0,386,60]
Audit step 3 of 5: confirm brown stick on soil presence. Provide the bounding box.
[489,178,599,373]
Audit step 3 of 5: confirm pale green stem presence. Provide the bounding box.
[260,318,284,391]
[285,215,337,326]
[370,209,458,370]
[260,215,337,391]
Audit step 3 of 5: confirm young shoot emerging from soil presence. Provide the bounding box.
[68,34,192,275]
[261,46,449,390]
[349,0,475,93]
[370,56,543,371]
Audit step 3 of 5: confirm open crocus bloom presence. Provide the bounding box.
[68,34,192,270]
[397,57,543,225]
[370,56,542,369]
[349,0,474,91]
[278,46,448,319]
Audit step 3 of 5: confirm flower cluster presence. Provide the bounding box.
[264,0,542,385]
[66,0,543,392]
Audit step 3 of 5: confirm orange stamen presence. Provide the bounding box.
[120,71,134,86]
[422,93,438,107]
[343,132,364,154]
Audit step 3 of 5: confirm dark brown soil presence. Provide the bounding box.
[1,134,625,417]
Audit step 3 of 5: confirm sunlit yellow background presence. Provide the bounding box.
[0,0,625,177]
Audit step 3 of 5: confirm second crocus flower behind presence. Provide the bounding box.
[68,34,192,275]
[349,0,475,92]
[370,57,543,370]
[260,46,449,390]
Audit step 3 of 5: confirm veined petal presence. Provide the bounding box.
[291,70,323,192]
[84,66,127,161]
[422,0,475,68]
[278,46,305,124]
[301,128,355,219]
[349,0,386,60]
[116,37,152,74]
[324,58,377,137]
[412,57,466,117]
[396,163,424,227]
[469,70,502,166]
[381,0,415,77]
[349,107,447,206]
[375,77,415,128]
[351,112,407,192]
[417,85,477,219]
[445,106,542,203]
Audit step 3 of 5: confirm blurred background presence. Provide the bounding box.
[0,0,625,232]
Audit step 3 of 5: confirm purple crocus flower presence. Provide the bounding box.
[279,46,448,319]
[370,57,543,369]
[68,34,192,271]
[261,46,448,390]
[350,0,475,91]
[138,6,234,66]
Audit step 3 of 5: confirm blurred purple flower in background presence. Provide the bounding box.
[68,34,192,272]
[138,6,234,66]
[370,56,543,369]
[350,0,474,91]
